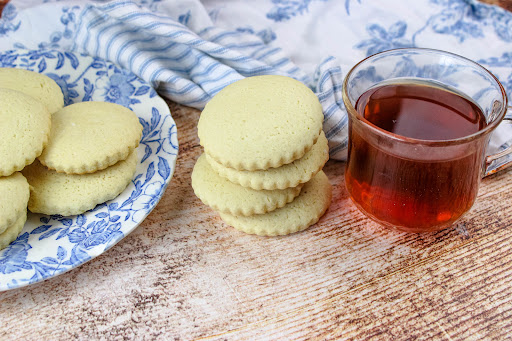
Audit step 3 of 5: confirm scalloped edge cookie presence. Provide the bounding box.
[219,171,332,236]
[192,154,303,216]
[0,88,51,177]
[198,75,324,171]
[0,211,27,251]
[0,67,64,114]
[38,101,142,174]
[23,151,138,216]
[0,172,30,235]
[207,131,329,190]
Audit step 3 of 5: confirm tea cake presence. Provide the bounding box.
[0,212,27,251]
[0,172,30,235]
[0,67,64,114]
[192,154,303,216]
[219,171,332,236]
[23,151,138,216]
[198,75,323,171]
[207,131,329,190]
[0,88,51,176]
[38,101,143,174]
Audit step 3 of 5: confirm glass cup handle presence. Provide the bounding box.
[484,114,512,177]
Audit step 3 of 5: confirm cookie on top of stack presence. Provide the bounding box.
[0,68,142,251]
[192,75,332,236]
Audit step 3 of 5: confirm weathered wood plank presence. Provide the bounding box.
[204,224,512,340]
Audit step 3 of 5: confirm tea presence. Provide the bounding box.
[357,81,486,139]
[345,81,488,232]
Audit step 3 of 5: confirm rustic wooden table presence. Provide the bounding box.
[1,1,512,340]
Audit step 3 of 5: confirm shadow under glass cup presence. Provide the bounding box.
[342,48,512,233]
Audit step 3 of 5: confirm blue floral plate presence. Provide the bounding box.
[0,49,178,291]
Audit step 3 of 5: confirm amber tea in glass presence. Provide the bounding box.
[342,48,511,233]
[346,80,487,232]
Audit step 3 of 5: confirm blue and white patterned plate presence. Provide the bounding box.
[0,49,178,291]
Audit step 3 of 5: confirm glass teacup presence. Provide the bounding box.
[342,48,512,233]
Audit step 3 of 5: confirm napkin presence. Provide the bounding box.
[1,0,512,162]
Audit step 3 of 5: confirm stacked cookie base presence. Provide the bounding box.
[192,130,332,236]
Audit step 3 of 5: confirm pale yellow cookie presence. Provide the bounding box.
[38,101,142,174]
[198,75,324,171]
[219,171,332,236]
[0,172,30,235]
[0,67,64,114]
[192,154,303,216]
[23,151,138,216]
[0,88,51,177]
[207,131,329,190]
[0,211,27,251]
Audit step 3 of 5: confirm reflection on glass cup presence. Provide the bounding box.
[342,48,512,233]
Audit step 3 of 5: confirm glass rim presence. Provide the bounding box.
[342,47,508,146]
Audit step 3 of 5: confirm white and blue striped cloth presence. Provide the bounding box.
[1,0,511,160]
[73,1,311,108]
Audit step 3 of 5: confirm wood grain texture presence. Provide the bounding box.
[1,0,512,339]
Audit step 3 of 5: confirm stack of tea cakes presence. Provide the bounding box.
[192,75,332,236]
[0,68,142,250]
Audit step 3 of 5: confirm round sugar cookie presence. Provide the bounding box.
[0,212,27,251]
[38,101,142,174]
[219,171,332,236]
[207,131,329,190]
[0,172,30,235]
[23,151,138,216]
[0,88,51,177]
[192,154,303,216]
[0,67,64,114]
[198,75,324,171]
